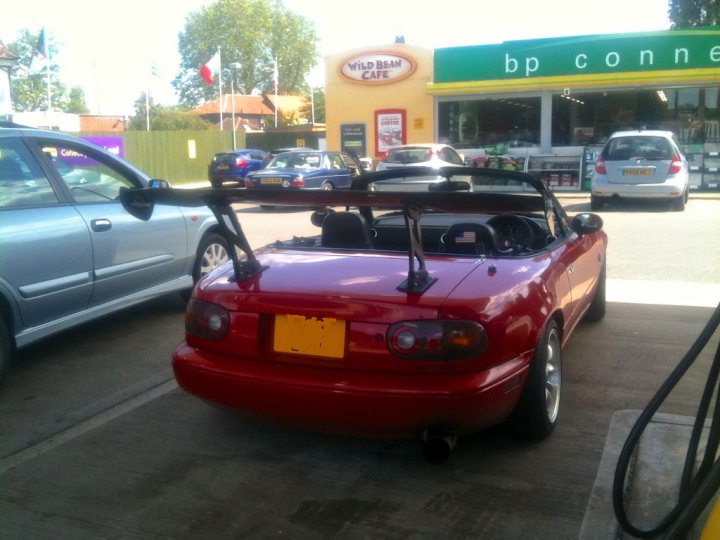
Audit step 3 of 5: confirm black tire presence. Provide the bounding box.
[672,192,686,211]
[590,195,604,211]
[584,260,606,322]
[507,319,562,440]
[0,316,11,387]
[193,232,230,283]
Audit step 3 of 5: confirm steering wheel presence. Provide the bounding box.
[487,214,535,253]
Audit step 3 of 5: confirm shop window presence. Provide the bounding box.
[438,98,540,150]
[552,90,684,147]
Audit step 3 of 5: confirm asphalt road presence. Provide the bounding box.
[1,197,719,539]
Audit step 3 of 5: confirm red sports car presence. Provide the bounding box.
[121,167,607,462]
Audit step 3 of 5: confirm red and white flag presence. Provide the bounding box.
[198,50,221,85]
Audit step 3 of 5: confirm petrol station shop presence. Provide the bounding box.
[324,27,720,191]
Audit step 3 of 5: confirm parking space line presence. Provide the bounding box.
[0,379,178,476]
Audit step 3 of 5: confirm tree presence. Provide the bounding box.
[127,92,214,130]
[66,86,89,114]
[7,29,68,112]
[669,0,720,27]
[300,87,325,124]
[173,0,319,109]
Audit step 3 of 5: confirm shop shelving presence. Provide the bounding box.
[527,154,583,191]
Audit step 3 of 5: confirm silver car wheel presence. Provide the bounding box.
[193,233,231,283]
[200,241,229,277]
[545,326,562,424]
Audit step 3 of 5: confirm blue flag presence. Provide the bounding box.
[34,28,46,58]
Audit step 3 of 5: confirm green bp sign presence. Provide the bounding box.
[431,28,720,93]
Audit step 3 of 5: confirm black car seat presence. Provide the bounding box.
[440,223,499,256]
[321,211,373,249]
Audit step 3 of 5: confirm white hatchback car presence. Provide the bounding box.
[591,130,689,211]
[375,143,465,171]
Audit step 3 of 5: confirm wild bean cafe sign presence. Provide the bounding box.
[431,29,720,92]
[341,51,417,84]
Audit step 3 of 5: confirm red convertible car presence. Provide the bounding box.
[121,167,607,462]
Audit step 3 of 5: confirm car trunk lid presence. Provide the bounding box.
[192,250,496,373]
[604,158,671,184]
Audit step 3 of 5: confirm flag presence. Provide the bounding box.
[30,28,48,73]
[454,231,476,244]
[199,50,220,86]
[34,28,46,58]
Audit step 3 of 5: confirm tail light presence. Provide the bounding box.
[668,153,682,175]
[290,176,304,187]
[595,157,606,175]
[387,320,488,361]
[185,299,229,340]
[235,158,248,169]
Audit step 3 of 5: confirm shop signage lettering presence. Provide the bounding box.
[434,29,720,84]
[341,52,417,84]
[503,46,720,77]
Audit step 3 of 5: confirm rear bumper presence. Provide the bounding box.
[592,176,687,199]
[209,172,247,183]
[172,344,529,438]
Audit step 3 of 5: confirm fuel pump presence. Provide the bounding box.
[613,302,720,538]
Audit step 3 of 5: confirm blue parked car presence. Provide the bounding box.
[244,150,363,192]
[208,149,266,187]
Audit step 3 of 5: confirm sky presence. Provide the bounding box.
[0,0,673,116]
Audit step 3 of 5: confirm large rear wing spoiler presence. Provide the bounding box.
[119,167,554,292]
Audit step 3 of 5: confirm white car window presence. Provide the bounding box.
[0,139,59,208]
[42,143,135,202]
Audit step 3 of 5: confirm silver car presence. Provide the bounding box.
[375,143,465,171]
[0,126,230,384]
[591,130,690,211]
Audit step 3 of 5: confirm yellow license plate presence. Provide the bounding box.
[261,177,283,185]
[273,315,345,358]
[623,168,652,176]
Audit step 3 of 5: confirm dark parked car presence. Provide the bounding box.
[245,150,364,192]
[0,125,230,385]
[262,147,312,166]
[120,166,607,462]
[208,148,266,187]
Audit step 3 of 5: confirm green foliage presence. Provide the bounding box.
[127,92,214,130]
[7,29,68,112]
[299,87,325,124]
[66,86,90,114]
[173,0,319,108]
[669,0,720,27]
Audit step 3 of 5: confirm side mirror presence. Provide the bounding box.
[148,178,171,189]
[571,212,603,235]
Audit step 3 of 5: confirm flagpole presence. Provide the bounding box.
[273,56,278,128]
[218,47,223,131]
[43,29,51,111]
